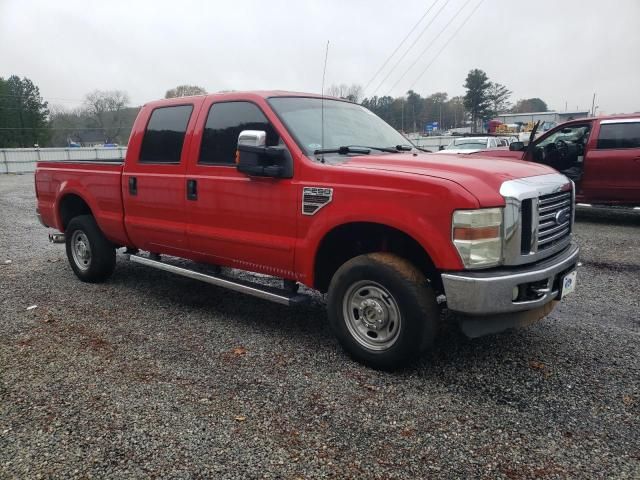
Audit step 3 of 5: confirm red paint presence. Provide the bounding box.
[36,91,566,289]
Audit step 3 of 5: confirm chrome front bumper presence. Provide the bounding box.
[441,242,579,316]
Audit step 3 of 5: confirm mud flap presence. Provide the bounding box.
[456,301,558,338]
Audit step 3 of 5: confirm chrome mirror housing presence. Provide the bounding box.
[237,130,266,147]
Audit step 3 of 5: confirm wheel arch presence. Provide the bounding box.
[312,221,442,293]
[58,193,94,231]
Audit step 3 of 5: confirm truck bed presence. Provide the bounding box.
[35,160,129,246]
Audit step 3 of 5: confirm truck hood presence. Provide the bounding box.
[342,152,556,206]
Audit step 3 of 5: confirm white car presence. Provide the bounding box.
[436,136,500,154]
[497,136,519,146]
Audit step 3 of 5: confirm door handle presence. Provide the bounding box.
[187,179,197,200]
[128,176,137,195]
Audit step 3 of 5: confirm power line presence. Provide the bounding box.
[0,94,85,103]
[386,0,474,96]
[362,0,439,94]
[408,0,485,91]
[0,94,145,106]
[369,0,451,98]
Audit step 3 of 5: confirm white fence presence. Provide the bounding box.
[409,135,455,150]
[0,147,127,174]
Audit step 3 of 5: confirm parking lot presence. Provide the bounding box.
[1,174,638,478]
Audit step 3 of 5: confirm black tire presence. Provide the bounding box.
[65,215,116,283]
[327,253,439,370]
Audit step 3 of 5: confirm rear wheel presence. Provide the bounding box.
[327,253,439,370]
[65,215,115,283]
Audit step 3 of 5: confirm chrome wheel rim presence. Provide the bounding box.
[342,280,402,351]
[71,230,92,271]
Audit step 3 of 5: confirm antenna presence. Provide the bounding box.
[321,40,329,154]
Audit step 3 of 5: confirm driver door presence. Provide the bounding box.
[525,123,591,171]
[184,99,298,276]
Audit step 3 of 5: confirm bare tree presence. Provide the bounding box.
[165,85,207,98]
[326,83,363,103]
[83,90,130,143]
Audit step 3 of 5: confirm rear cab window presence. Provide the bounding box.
[596,121,640,149]
[139,105,193,163]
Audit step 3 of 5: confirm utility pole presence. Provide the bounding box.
[590,93,596,117]
[17,94,26,148]
[412,104,416,133]
[401,99,404,132]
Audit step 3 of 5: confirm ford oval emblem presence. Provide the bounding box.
[555,207,571,225]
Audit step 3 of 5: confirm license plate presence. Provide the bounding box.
[560,270,577,299]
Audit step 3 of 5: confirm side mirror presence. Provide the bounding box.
[236,130,292,178]
[238,130,266,147]
[509,141,525,151]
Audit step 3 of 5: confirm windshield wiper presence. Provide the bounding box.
[395,144,414,151]
[348,145,415,153]
[313,144,416,156]
[314,146,371,155]
[355,145,417,153]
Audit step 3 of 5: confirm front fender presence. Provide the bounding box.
[294,181,475,287]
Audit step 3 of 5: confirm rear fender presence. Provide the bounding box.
[54,180,129,246]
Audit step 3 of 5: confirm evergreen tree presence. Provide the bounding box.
[463,69,491,131]
[0,76,50,147]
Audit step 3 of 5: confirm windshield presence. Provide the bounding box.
[446,138,488,150]
[268,97,411,156]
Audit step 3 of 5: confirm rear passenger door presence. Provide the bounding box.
[184,99,298,276]
[122,103,198,255]
[582,119,640,203]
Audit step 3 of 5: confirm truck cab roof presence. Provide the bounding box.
[142,90,345,108]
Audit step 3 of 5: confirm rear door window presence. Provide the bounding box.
[198,101,279,165]
[139,105,193,163]
[596,122,640,149]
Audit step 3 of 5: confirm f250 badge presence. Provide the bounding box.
[302,187,333,215]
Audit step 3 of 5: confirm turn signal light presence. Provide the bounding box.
[453,225,500,241]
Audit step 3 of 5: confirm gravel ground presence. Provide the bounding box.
[1,174,638,479]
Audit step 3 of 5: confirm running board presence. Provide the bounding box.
[128,254,309,306]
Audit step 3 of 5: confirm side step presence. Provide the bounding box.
[128,254,309,306]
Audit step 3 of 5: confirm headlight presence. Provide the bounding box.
[452,208,503,269]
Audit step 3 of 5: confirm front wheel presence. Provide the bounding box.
[327,253,439,370]
[65,215,116,283]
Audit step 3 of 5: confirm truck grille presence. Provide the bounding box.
[501,173,574,266]
[536,190,572,251]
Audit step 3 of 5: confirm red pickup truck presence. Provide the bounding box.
[479,115,640,206]
[35,91,580,369]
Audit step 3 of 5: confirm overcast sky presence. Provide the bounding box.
[1,0,639,114]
